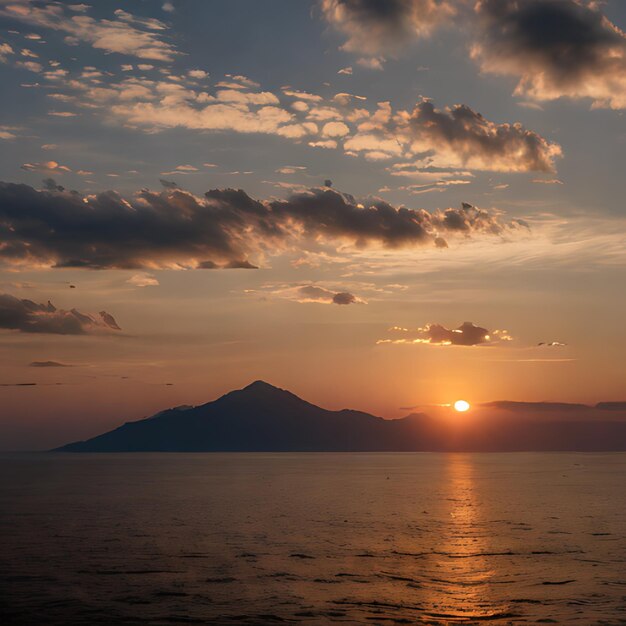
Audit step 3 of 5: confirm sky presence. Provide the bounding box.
[0,0,625,450]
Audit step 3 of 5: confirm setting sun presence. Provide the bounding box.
[454,400,471,412]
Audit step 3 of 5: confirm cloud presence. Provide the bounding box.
[332,291,357,305]
[160,164,199,175]
[322,121,350,137]
[298,285,360,305]
[223,259,259,269]
[377,321,513,346]
[29,361,71,367]
[537,341,566,347]
[0,382,38,387]
[309,139,338,149]
[276,166,307,175]
[402,100,562,172]
[321,0,455,57]
[127,273,159,287]
[0,181,527,270]
[532,178,563,185]
[0,42,14,62]
[1,2,177,61]
[472,0,626,110]
[0,124,20,140]
[0,293,121,335]
[356,56,385,70]
[37,62,558,174]
[16,59,42,72]
[21,161,71,174]
[187,69,207,79]
[252,283,364,305]
[111,99,298,136]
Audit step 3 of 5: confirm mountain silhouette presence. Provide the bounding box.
[56,381,626,452]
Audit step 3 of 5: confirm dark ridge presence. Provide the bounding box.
[483,401,591,411]
[596,401,626,411]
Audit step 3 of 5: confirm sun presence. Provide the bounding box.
[454,400,471,412]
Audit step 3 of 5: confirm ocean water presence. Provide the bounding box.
[0,453,624,625]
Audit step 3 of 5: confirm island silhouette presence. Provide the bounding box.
[56,381,626,452]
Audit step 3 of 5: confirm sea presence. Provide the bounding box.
[0,453,624,625]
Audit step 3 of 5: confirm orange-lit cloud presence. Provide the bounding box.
[377,321,513,346]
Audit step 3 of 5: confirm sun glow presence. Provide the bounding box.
[454,400,471,412]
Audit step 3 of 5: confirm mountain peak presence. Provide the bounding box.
[212,380,307,408]
[242,380,282,392]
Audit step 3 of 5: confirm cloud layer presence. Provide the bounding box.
[0,2,178,61]
[0,182,528,270]
[6,45,560,174]
[0,293,121,335]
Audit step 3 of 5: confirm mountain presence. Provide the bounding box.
[56,381,626,452]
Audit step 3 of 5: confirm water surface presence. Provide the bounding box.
[0,453,624,624]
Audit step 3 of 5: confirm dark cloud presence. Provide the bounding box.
[332,291,357,305]
[29,361,71,367]
[223,259,259,269]
[0,382,38,387]
[405,101,562,172]
[197,260,219,269]
[321,0,455,56]
[537,341,567,347]
[378,321,513,346]
[0,293,121,335]
[297,285,361,305]
[426,321,491,346]
[0,181,524,270]
[473,0,626,109]
[42,178,65,192]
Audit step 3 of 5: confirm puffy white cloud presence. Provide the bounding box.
[322,121,350,137]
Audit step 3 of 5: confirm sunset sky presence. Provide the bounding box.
[1,0,625,450]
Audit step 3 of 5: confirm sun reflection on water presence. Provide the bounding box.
[421,454,511,621]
